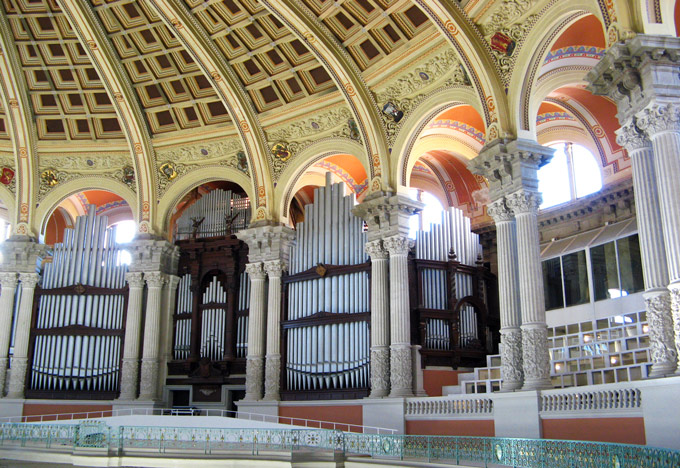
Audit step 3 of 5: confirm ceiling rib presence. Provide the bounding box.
[0,7,38,236]
[57,0,159,234]
[149,0,273,218]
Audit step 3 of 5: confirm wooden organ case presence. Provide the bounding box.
[167,189,251,402]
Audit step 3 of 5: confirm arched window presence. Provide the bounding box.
[408,189,444,238]
[538,143,602,209]
[112,220,136,265]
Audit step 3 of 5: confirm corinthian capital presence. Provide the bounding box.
[264,260,286,278]
[636,103,680,135]
[364,240,388,260]
[18,273,40,289]
[506,190,541,216]
[486,198,514,223]
[616,122,650,151]
[383,235,413,256]
[144,271,166,288]
[125,272,145,289]
[245,262,266,280]
[0,272,18,289]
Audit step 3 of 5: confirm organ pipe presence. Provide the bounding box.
[285,174,370,391]
[28,206,127,394]
[415,207,483,350]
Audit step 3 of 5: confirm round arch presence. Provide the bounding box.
[276,138,366,224]
[158,165,255,235]
[35,178,137,238]
[393,87,483,190]
[509,1,603,139]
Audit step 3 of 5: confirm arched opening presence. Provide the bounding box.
[42,190,134,246]
[170,180,250,241]
[286,153,368,228]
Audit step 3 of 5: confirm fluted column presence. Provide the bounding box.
[506,190,552,390]
[617,123,676,375]
[365,240,390,397]
[263,260,285,401]
[138,271,166,401]
[0,273,18,395]
[384,235,413,397]
[119,272,145,400]
[486,199,523,390]
[636,104,680,371]
[7,273,39,399]
[244,262,266,401]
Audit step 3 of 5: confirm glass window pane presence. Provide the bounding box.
[543,258,564,310]
[590,241,619,301]
[539,146,570,209]
[617,234,644,295]
[572,145,603,198]
[561,250,590,306]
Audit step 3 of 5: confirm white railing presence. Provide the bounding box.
[406,395,493,418]
[0,407,396,434]
[540,386,642,413]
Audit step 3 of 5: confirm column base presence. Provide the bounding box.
[6,357,27,400]
[500,328,523,392]
[388,345,413,398]
[369,347,389,398]
[520,326,552,391]
[263,354,281,401]
[244,356,264,401]
[138,359,160,401]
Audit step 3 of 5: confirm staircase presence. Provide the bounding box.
[442,310,651,395]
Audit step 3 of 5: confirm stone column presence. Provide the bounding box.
[617,123,676,375]
[506,190,552,390]
[486,199,523,391]
[138,271,166,401]
[263,260,285,400]
[384,235,413,398]
[636,104,680,371]
[365,240,390,397]
[0,273,18,394]
[244,262,266,401]
[119,272,145,400]
[7,273,39,399]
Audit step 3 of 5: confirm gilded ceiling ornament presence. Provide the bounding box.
[122,166,135,186]
[41,169,58,187]
[236,151,248,173]
[0,167,14,185]
[271,142,292,162]
[490,32,516,56]
[160,162,178,180]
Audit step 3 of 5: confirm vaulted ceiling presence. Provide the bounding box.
[0,0,674,237]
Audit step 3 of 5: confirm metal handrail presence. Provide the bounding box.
[1,421,678,468]
[0,407,396,434]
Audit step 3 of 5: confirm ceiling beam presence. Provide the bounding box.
[149,0,274,222]
[58,0,159,235]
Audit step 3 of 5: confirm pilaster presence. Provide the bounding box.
[138,271,167,401]
[364,240,390,397]
[384,235,414,398]
[6,273,39,399]
[507,190,552,390]
[119,272,145,400]
[587,35,680,373]
[243,262,266,401]
[617,123,676,375]
[486,199,523,391]
[264,259,286,401]
[0,273,18,395]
